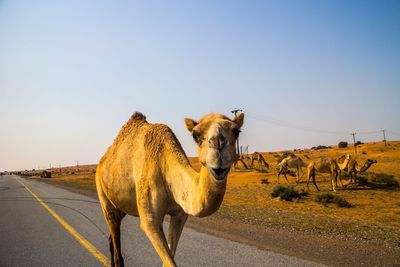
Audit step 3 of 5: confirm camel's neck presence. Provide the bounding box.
[358,162,374,172]
[166,158,227,217]
[337,158,350,170]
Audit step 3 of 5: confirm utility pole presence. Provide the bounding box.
[76,160,79,172]
[382,130,387,147]
[351,133,357,154]
[231,109,243,156]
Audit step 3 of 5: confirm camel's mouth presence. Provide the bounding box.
[210,167,230,181]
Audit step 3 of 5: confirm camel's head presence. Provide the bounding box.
[185,113,244,181]
[359,159,377,172]
[366,159,378,165]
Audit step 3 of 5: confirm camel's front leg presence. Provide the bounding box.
[283,172,290,184]
[331,172,337,192]
[296,167,301,183]
[140,217,176,267]
[337,173,345,189]
[137,183,176,267]
[277,169,289,184]
[168,211,188,257]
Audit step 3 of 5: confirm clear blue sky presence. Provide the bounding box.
[1,0,399,171]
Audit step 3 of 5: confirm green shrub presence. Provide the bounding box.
[370,174,399,188]
[299,188,309,197]
[260,179,269,185]
[271,185,306,201]
[315,192,334,204]
[315,192,351,208]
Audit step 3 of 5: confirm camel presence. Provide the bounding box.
[277,154,307,183]
[306,155,351,192]
[337,155,377,185]
[96,112,244,267]
[250,152,269,170]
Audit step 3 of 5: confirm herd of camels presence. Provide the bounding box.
[275,153,377,192]
[96,112,377,266]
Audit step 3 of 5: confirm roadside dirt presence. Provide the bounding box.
[35,178,400,267]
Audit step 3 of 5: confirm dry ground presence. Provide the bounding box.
[23,141,400,249]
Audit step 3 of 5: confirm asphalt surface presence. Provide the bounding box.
[0,175,325,267]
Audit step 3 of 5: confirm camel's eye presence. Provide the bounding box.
[192,131,203,144]
[232,128,240,139]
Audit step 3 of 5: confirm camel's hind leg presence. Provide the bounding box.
[105,210,126,267]
[168,211,188,258]
[96,179,126,267]
[307,168,320,191]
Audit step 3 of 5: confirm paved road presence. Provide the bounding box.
[0,175,324,267]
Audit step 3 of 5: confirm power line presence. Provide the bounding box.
[355,130,381,135]
[387,130,400,136]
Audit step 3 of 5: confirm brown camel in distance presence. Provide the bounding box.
[96,112,244,267]
[306,155,351,192]
[337,155,377,185]
[250,152,269,170]
[277,154,307,183]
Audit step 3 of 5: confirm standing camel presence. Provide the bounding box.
[96,112,244,267]
[306,155,351,192]
[250,152,269,170]
[277,154,307,183]
[337,155,377,185]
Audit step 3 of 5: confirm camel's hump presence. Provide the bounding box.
[130,112,147,122]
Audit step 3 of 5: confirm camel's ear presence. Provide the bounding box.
[184,118,197,132]
[233,113,244,129]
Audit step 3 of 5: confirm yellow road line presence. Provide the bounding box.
[16,178,110,267]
